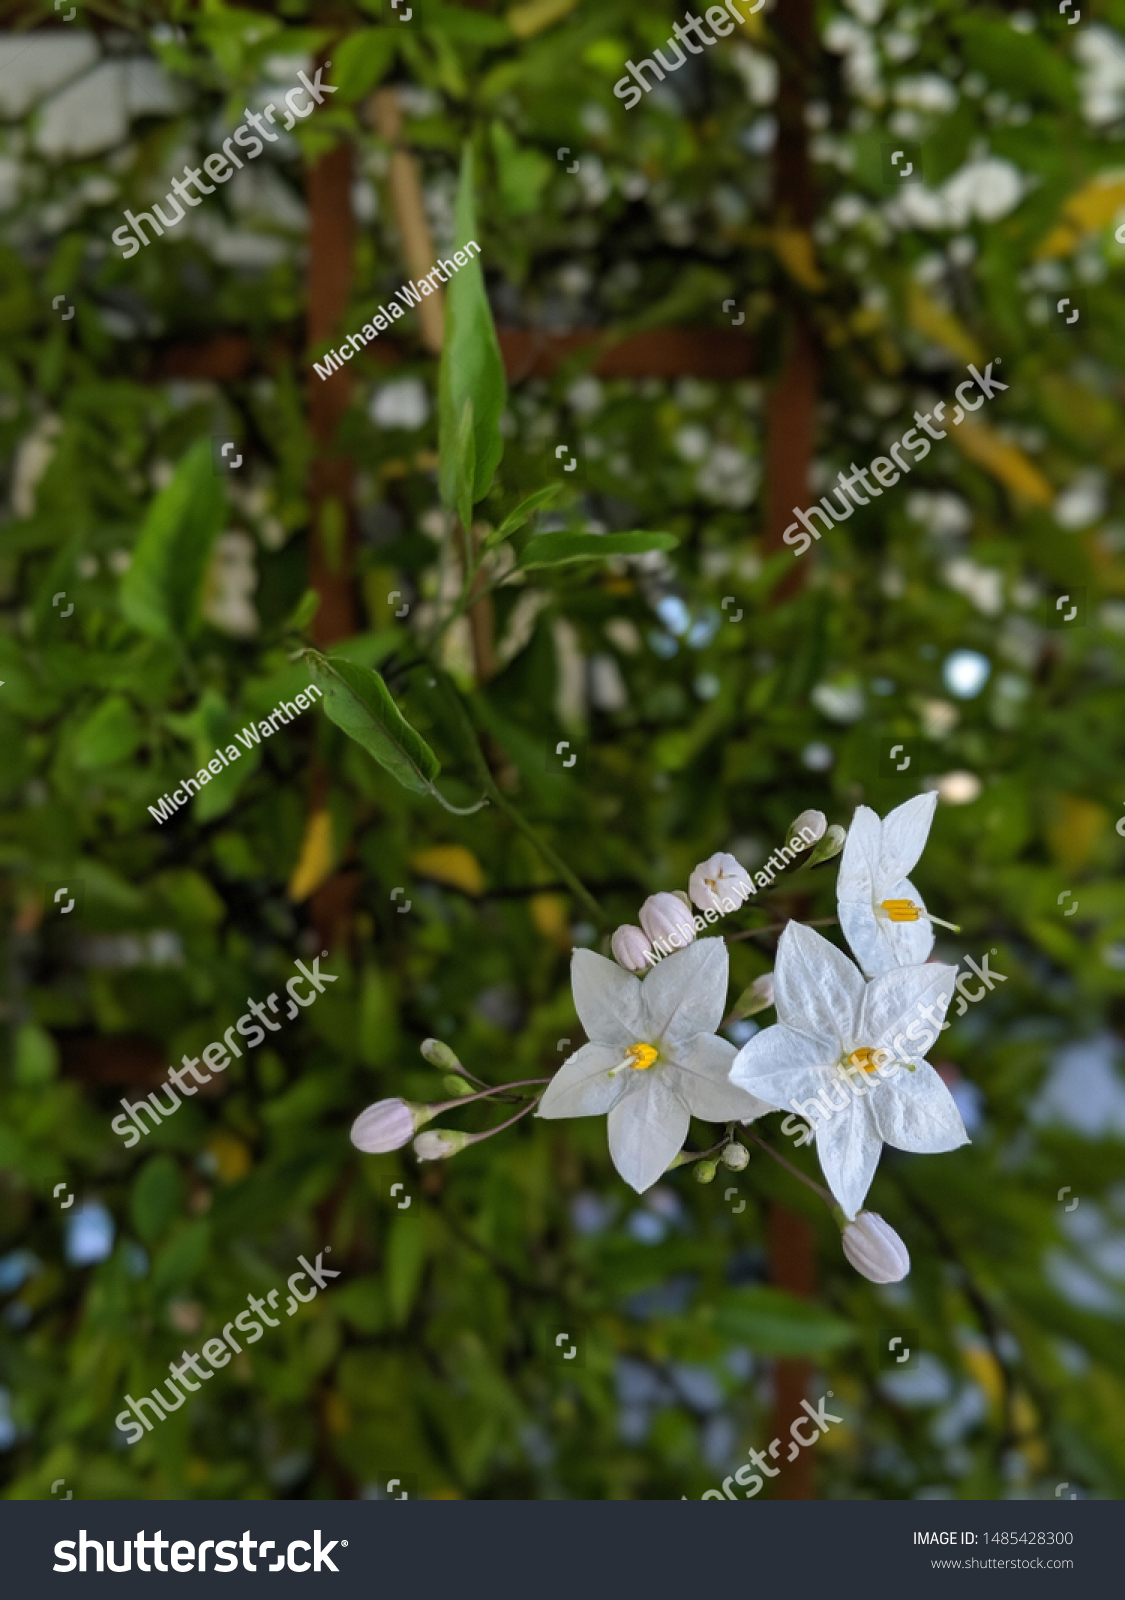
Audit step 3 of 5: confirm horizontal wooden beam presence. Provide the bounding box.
[156,327,756,384]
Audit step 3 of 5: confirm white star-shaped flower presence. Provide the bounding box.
[729,921,969,1219]
[538,939,772,1193]
[837,792,955,978]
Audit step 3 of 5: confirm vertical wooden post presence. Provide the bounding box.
[371,89,445,353]
[762,0,820,576]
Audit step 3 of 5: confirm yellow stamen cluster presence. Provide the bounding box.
[846,1047,881,1074]
[878,898,961,933]
[626,1043,658,1071]
[880,899,920,922]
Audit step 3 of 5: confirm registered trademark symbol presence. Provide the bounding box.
[341,1540,348,1546]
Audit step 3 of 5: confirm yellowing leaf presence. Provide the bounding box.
[288,809,334,903]
[951,421,1053,506]
[507,0,577,39]
[961,1345,1003,1412]
[1046,794,1108,874]
[1035,173,1125,258]
[411,844,485,897]
[530,892,571,951]
[206,1131,252,1184]
[771,228,827,292]
[907,282,983,367]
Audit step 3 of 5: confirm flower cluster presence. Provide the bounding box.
[350,793,973,1283]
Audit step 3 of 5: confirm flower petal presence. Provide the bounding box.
[871,1062,970,1154]
[878,792,937,886]
[859,961,957,1057]
[537,1043,632,1119]
[571,948,645,1049]
[836,805,881,907]
[837,901,884,979]
[607,1075,691,1193]
[813,1098,883,1220]
[857,953,953,1056]
[640,937,728,1048]
[773,921,863,1052]
[729,1022,838,1111]
[673,1033,773,1123]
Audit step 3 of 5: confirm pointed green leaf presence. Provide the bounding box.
[120,439,225,639]
[484,482,565,549]
[72,694,142,769]
[285,588,321,635]
[456,398,476,538]
[439,145,506,515]
[305,651,440,796]
[331,27,397,101]
[519,530,678,569]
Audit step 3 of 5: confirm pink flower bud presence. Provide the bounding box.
[639,891,697,949]
[688,852,754,915]
[350,1098,422,1154]
[841,1211,911,1283]
[612,924,654,973]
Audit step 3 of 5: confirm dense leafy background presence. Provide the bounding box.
[1,0,1124,1500]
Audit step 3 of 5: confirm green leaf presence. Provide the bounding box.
[711,1287,856,1356]
[519,530,678,569]
[151,1219,211,1298]
[438,145,506,516]
[72,694,142,769]
[490,119,551,216]
[331,27,397,100]
[120,438,225,639]
[130,1156,187,1247]
[386,1212,427,1327]
[305,651,441,796]
[484,482,564,549]
[285,588,321,635]
[456,398,476,538]
[14,1023,57,1087]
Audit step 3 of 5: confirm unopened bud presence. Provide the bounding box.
[694,1158,718,1184]
[443,1075,474,1098]
[731,972,774,1020]
[806,824,846,869]
[421,1038,464,1073]
[788,808,827,846]
[612,924,655,974]
[414,1127,474,1162]
[350,1098,433,1154]
[841,1211,910,1283]
[721,1141,749,1170]
[640,891,697,949]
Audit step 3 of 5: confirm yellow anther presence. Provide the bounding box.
[877,899,961,933]
[846,1048,881,1074]
[626,1043,658,1071]
[880,899,920,923]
